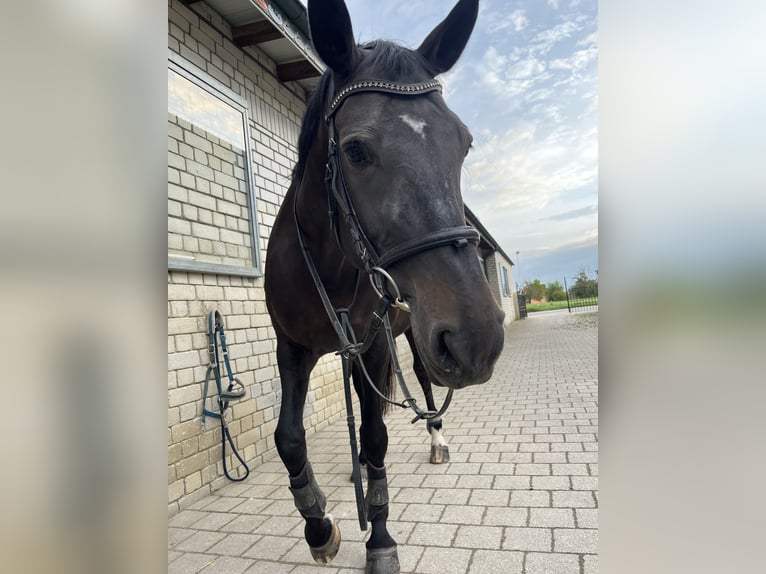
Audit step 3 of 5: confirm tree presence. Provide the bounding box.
[523,279,547,302]
[569,269,598,298]
[546,280,567,301]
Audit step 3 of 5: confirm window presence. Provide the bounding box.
[500,265,511,296]
[167,53,261,276]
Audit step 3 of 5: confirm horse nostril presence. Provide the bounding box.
[436,330,458,373]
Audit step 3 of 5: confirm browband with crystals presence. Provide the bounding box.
[326,79,442,121]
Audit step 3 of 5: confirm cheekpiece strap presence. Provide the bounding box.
[326,79,442,121]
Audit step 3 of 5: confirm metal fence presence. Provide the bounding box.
[565,294,598,312]
[563,277,598,313]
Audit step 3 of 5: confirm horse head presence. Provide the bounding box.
[307,0,504,389]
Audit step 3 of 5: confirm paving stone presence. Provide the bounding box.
[531,476,570,490]
[525,552,581,574]
[529,508,575,528]
[243,560,295,574]
[514,463,551,475]
[482,507,528,527]
[169,527,197,548]
[407,522,457,546]
[468,489,510,506]
[492,475,531,490]
[219,514,266,533]
[209,533,260,556]
[398,503,445,522]
[241,535,299,561]
[453,525,504,549]
[510,490,550,507]
[175,530,227,552]
[398,544,425,573]
[199,555,254,573]
[455,474,494,489]
[169,509,208,527]
[416,546,472,574]
[552,490,597,508]
[467,549,524,574]
[169,552,216,574]
[429,488,471,505]
[576,508,599,528]
[502,527,552,552]
[440,504,486,525]
[250,515,302,536]
[394,486,434,503]
[554,527,598,553]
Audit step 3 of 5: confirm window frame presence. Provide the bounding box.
[167,51,263,277]
[500,265,511,297]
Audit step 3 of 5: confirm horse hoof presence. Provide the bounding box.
[430,444,450,464]
[365,545,400,574]
[310,516,341,564]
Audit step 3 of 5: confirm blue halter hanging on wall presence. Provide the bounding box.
[201,308,250,482]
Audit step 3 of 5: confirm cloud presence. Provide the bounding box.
[486,9,529,33]
[462,121,597,214]
[542,204,598,222]
[530,20,585,57]
[549,47,597,72]
[577,31,598,47]
[547,0,560,9]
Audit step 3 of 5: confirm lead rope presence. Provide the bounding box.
[201,309,250,482]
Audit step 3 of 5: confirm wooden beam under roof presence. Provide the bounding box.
[232,20,283,47]
[277,60,321,82]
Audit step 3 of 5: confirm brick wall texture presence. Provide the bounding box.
[167,0,316,513]
[168,114,254,267]
[485,253,519,323]
[167,0,502,514]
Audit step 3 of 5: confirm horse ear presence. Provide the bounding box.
[417,0,479,75]
[308,0,357,77]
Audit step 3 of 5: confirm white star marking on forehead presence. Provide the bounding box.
[399,114,427,138]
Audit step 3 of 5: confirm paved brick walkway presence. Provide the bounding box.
[168,310,598,573]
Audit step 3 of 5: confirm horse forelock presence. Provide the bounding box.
[291,41,433,184]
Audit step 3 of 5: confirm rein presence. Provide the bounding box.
[295,77,477,530]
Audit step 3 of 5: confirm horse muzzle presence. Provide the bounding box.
[420,311,505,389]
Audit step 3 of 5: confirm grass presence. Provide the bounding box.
[526,298,599,313]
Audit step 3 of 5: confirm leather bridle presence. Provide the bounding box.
[294,77,479,529]
[323,79,480,287]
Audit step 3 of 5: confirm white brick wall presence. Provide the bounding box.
[167,0,321,513]
[485,253,518,323]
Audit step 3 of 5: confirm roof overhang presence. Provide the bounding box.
[465,205,514,265]
[183,0,324,93]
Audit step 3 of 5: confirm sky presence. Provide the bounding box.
[300,0,598,289]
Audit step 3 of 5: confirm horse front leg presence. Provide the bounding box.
[274,337,341,563]
[354,344,399,574]
[406,329,450,464]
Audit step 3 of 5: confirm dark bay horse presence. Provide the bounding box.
[264,1,504,572]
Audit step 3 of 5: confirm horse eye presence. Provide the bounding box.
[343,141,368,165]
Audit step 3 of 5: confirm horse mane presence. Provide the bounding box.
[291,40,433,183]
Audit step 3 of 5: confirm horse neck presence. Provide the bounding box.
[294,136,355,286]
